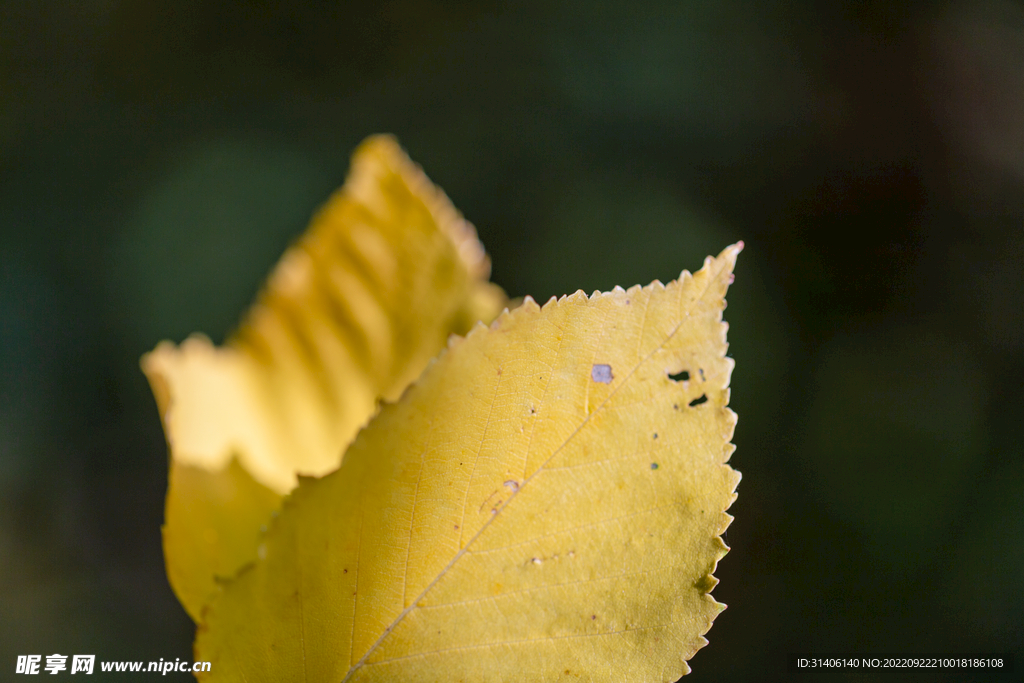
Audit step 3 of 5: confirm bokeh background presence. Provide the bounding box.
[2,1,1022,681]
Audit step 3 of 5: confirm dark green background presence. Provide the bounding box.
[1,1,1021,681]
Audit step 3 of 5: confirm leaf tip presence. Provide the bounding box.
[718,241,744,270]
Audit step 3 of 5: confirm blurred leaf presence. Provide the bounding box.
[162,458,281,623]
[142,135,506,621]
[196,245,741,681]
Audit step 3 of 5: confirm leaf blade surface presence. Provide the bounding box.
[196,244,742,682]
[141,135,505,621]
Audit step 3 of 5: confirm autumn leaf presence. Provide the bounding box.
[141,135,506,621]
[195,244,741,682]
[161,457,282,624]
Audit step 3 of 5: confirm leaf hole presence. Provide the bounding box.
[688,394,708,407]
[668,370,690,382]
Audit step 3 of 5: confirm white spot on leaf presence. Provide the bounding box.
[591,364,613,384]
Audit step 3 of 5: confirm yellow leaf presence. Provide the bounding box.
[141,135,506,621]
[196,244,741,682]
[163,458,282,619]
